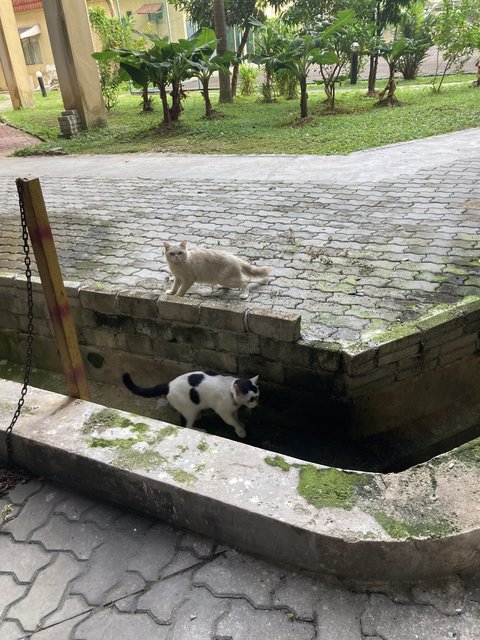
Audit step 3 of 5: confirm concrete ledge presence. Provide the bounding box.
[1,379,480,583]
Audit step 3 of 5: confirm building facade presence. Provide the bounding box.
[0,0,190,91]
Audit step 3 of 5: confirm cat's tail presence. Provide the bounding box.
[240,262,270,280]
[123,373,169,398]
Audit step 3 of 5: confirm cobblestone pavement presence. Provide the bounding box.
[1,476,480,639]
[0,124,40,157]
[1,149,480,343]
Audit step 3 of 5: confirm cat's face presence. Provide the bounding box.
[233,376,260,408]
[164,241,188,265]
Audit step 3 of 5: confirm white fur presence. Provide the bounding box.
[164,240,270,299]
[167,372,259,438]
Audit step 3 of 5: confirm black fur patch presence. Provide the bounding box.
[180,414,186,427]
[234,378,257,395]
[189,388,201,405]
[188,373,205,387]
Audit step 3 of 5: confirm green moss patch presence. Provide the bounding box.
[265,455,291,472]
[83,408,138,434]
[167,469,197,485]
[297,466,372,510]
[154,425,180,442]
[115,449,166,471]
[89,436,137,449]
[374,511,456,540]
[197,440,209,452]
[450,437,480,467]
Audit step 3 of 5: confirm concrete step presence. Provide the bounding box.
[1,378,479,583]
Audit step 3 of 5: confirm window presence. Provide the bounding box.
[21,36,42,65]
[147,9,163,23]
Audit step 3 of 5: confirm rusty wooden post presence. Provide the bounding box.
[17,177,90,400]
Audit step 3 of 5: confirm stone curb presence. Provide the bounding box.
[1,379,479,584]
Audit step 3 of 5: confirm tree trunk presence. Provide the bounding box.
[367,54,378,96]
[169,78,182,121]
[231,22,251,97]
[201,78,213,118]
[142,81,151,112]
[213,0,232,103]
[158,83,171,124]
[299,76,308,118]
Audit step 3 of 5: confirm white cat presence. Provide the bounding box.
[123,370,260,438]
[164,240,270,299]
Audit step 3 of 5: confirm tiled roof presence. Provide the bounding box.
[13,0,43,12]
[136,3,162,14]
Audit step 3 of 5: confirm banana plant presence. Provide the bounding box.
[187,28,236,118]
[376,38,410,106]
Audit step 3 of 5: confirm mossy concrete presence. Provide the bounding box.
[1,378,480,582]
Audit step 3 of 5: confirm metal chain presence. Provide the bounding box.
[5,179,34,468]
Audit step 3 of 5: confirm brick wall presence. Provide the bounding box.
[1,274,479,445]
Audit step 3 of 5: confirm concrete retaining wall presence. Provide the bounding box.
[0,274,479,452]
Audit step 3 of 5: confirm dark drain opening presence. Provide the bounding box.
[2,360,480,475]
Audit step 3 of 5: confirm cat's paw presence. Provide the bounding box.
[239,292,249,300]
[166,288,175,295]
[235,426,247,439]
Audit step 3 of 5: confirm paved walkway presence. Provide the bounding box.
[1,132,480,638]
[0,123,40,157]
[2,476,480,639]
[1,129,480,343]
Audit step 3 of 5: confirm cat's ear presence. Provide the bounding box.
[180,240,188,249]
[164,241,170,250]
[251,375,259,385]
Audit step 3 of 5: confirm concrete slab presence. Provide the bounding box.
[1,378,480,583]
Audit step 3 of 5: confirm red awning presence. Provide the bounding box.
[13,0,43,12]
[136,4,162,14]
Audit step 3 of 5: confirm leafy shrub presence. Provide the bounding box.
[238,63,259,96]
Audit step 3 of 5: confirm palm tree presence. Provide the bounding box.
[213,0,233,103]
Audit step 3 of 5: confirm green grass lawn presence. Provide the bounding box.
[1,74,478,156]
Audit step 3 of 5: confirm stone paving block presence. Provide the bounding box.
[127,523,178,581]
[80,503,123,529]
[107,572,146,612]
[0,536,51,581]
[0,620,25,640]
[314,584,367,640]
[215,600,315,640]
[170,585,229,640]
[2,485,70,541]
[74,609,169,640]
[411,576,466,615]
[137,573,193,622]
[31,515,104,560]
[7,552,82,632]
[0,573,27,614]
[180,531,217,559]
[7,479,43,504]
[54,494,97,521]
[361,593,480,640]
[193,550,282,608]
[34,596,90,639]
[71,530,143,606]
[273,574,319,620]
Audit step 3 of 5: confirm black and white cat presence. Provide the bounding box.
[122,370,259,438]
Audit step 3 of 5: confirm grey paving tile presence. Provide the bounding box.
[0,536,51,582]
[74,609,169,640]
[193,549,283,608]
[0,619,25,640]
[215,599,315,640]
[31,515,104,560]
[0,574,27,615]
[137,572,193,622]
[71,528,139,605]
[7,553,83,632]
[127,522,178,581]
[361,593,480,640]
